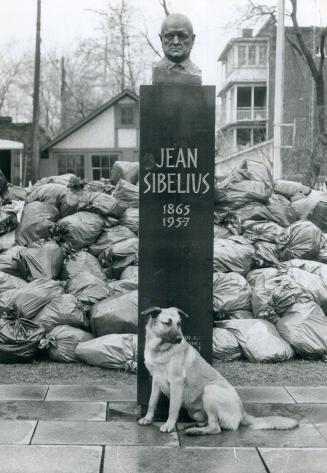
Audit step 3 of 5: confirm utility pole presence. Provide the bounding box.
[31,0,41,183]
[273,0,285,179]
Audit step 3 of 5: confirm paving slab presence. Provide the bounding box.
[103,446,266,473]
[32,421,178,446]
[0,445,102,473]
[46,384,136,401]
[0,385,48,401]
[236,386,295,403]
[0,401,106,421]
[259,448,327,473]
[244,402,327,426]
[178,423,327,448]
[108,402,140,421]
[285,386,327,403]
[0,420,36,444]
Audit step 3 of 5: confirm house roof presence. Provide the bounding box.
[42,89,139,152]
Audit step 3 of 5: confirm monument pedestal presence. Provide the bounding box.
[138,85,215,416]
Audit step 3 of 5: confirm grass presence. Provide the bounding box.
[0,358,326,386]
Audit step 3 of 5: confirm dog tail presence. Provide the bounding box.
[242,412,298,430]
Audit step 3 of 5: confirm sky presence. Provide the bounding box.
[0,0,326,85]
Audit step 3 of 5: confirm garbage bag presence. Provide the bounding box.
[317,239,327,264]
[212,327,242,361]
[15,202,59,245]
[243,222,283,244]
[276,220,324,261]
[0,231,16,252]
[308,193,327,232]
[284,258,327,285]
[80,192,125,218]
[228,310,253,320]
[119,208,139,234]
[291,190,322,219]
[88,225,135,256]
[0,278,64,319]
[225,203,277,229]
[33,294,88,333]
[59,176,91,217]
[112,179,139,208]
[283,267,327,313]
[246,267,280,286]
[215,181,272,210]
[90,290,138,336]
[253,241,281,267]
[110,161,139,185]
[0,317,45,362]
[46,173,76,186]
[42,325,93,362]
[120,265,138,283]
[75,333,137,371]
[220,319,294,362]
[60,250,106,281]
[5,185,28,202]
[273,179,311,200]
[99,237,138,279]
[0,168,8,194]
[213,236,254,275]
[214,225,232,239]
[277,300,327,359]
[26,183,67,208]
[108,279,138,296]
[65,271,109,305]
[266,193,297,227]
[0,246,24,276]
[16,242,64,281]
[0,271,27,293]
[213,272,252,317]
[56,211,104,251]
[0,210,18,235]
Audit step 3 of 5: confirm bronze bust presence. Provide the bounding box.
[152,13,202,85]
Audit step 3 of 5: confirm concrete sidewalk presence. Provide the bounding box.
[0,384,327,472]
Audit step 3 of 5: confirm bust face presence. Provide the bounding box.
[160,14,195,63]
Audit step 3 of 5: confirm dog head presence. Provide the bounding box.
[142,306,188,345]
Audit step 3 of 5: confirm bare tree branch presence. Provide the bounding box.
[159,0,170,16]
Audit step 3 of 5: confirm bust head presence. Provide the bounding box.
[159,13,195,63]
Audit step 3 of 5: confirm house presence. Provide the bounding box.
[0,117,48,185]
[216,21,327,181]
[41,89,139,180]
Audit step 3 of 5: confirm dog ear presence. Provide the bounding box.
[176,308,189,318]
[141,306,162,318]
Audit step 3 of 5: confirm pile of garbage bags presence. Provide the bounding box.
[1,157,327,371]
[213,160,327,362]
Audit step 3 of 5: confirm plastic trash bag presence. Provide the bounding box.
[5,185,28,202]
[45,173,76,186]
[59,176,91,217]
[220,319,294,362]
[99,237,138,279]
[65,271,110,305]
[214,224,232,239]
[56,211,104,251]
[0,210,18,235]
[108,279,138,296]
[277,299,327,359]
[308,193,327,232]
[120,265,138,283]
[90,290,138,336]
[0,278,64,319]
[75,333,137,372]
[212,327,242,361]
[112,179,139,208]
[0,317,45,362]
[110,161,139,185]
[284,258,327,284]
[0,271,27,293]
[0,246,24,276]
[276,220,324,261]
[213,272,252,317]
[42,325,93,362]
[16,242,64,281]
[79,192,124,218]
[291,190,323,219]
[119,208,139,234]
[213,236,254,275]
[266,193,297,227]
[0,231,16,252]
[60,250,106,281]
[243,221,283,244]
[15,202,59,245]
[88,225,135,256]
[33,294,88,333]
[273,179,311,200]
[26,183,67,208]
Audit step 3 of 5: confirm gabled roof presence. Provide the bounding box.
[42,89,139,152]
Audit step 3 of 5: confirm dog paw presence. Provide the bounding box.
[160,422,175,433]
[138,416,153,426]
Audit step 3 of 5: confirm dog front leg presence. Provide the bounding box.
[138,378,161,426]
[160,379,184,433]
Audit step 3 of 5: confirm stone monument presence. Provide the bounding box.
[138,13,215,417]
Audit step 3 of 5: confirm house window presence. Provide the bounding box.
[237,43,267,67]
[237,87,252,108]
[248,45,256,65]
[254,87,266,108]
[258,45,267,65]
[57,154,85,178]
[236,126,266,150]
[238,45,247,66]
[253,127,266,144]
[91,154,119,180]
[120,106,134,126]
